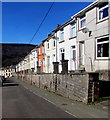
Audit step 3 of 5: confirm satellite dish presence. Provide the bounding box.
[82,27,89,33]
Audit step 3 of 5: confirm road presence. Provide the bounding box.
[2,78,74,118]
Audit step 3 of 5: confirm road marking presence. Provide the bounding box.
[32,91,77,118]
[22,84,77,118]
[65,110,77,118]
[23,86,28,90]
[32,91,56,106]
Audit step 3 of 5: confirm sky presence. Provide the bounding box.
[2,2,94,45]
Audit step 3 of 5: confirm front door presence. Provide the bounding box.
[70,46,76,70]
[79,41,85,66]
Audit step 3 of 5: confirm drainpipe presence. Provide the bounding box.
[55,32,58,62]
[89,57,93,72]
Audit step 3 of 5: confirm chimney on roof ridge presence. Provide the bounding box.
[56,24,61,28]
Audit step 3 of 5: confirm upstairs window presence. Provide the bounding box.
[98,2,108,21]
[42,46,45,54]
[71,23,76,37]
[80,15,86,29]
[47,42,49,49]
[53,40,55,47]
[60,29,64,41]
[39,48,40,55]
[96,36,109,59]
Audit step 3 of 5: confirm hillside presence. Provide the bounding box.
[1,43,36,67]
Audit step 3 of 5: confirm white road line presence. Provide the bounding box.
[65,110,77,118]
[22,84,77,118]
[23,86,28,90]
[32,91,56,106]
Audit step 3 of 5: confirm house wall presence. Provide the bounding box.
[76,5,109,72]
[44,37,56,73]
[4,69,13,78]
[56,25,77,73]
[30,49,38,73]
[38,46,45,73]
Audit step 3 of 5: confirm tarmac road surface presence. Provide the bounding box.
[2,78,74,118]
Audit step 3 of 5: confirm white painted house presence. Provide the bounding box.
[3,66,16,78]
[53,20,77,73]
[29,47,38,73]
[43,34,56,73]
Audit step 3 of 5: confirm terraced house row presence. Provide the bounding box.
[15,0,109,78]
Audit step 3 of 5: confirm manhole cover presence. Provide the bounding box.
[61,103,67,106]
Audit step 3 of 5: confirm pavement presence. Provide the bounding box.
[3,77,109,118]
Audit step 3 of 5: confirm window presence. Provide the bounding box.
[60,48,65,60]
[39,48,40,55]
[42,46,45,54]
[71,23,76,37]
[60,29,64,41]
[53,40,55,47]
[98,3,108,21]
[47,42,49,49]
[80,15,86,29]
[71,46,76,60]
[96,36,109,59]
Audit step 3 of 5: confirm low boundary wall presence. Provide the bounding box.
[14,73,99,104]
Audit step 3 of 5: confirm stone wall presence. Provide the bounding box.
[14,73,99,104]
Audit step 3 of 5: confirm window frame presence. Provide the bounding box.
[98,3,109,22]
[71,45,76,60]
[47,42,49,49]
[60,29,64,42]
[53,39,56,48]
[71,23,76,38]
[79,15,86,29]
[96,35,109,59]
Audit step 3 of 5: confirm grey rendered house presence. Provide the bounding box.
[72,1,109,75]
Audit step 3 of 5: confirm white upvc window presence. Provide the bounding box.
[98,2,108,21]
[71,23,76,37]
[53,40,56,47]
[60,29,64,41]
[80,15,86,29]
[42,46,45,54]
[96,36,109,59]
[47,42,49,49]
